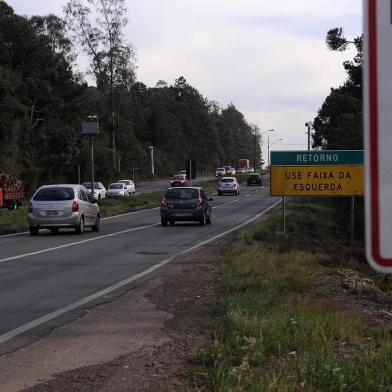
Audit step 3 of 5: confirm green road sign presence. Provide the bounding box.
[270,150,364,167]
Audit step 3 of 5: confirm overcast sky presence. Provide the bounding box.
[7,0,362,162]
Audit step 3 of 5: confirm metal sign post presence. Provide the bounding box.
[364,0,392,272]
[270,150,364,236]
[82,119,99,197]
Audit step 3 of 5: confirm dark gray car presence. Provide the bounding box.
[160,187,212,226]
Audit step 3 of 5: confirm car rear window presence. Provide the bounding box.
[33,187,74,201]
[250,174,260,177]
[173,175,185,180]
[82,182,100,189]
[221,178,234,182]
[109,184,124,189]
[166,188,198,199]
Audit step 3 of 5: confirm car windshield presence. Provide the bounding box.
[250,174,260,178]
[166,188,198,199]
[33,187,75,201]
[173,175,185,180]
[82,182,100,189]
[109,184,124,189]
[221,178,234,183]
[217,168,225,171]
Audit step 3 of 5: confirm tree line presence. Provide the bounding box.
[0,0,260,195]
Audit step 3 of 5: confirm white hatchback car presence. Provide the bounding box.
[218,177,240,196]
[82,181,106,200]
[117,179,135,195]
[28,184,100,235]
[106,182,128,197]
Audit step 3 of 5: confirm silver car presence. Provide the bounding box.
[218,177,240,196]
[106,182,128,197]
[28,184,100,236]
[117,179,135,194]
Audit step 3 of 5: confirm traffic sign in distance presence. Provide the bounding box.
[270,151,364,197]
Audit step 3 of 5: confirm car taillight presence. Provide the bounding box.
[28,202,33,213]
[161,197,167,207]
[72,200,80,212]
[196,196,202,206]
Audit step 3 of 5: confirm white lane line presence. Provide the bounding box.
[245,194,251,197]
[0,199,233,242]
[0,231,29,238]
[0,199,281,345]
[0,223,160,264]
[101,207,160,221]
[213,199,239,208]
[0,207,162,239]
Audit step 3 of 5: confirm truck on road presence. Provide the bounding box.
[0,174,24,210]
[237,159,250,172]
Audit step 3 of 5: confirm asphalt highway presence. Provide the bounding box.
[0,182,280,353]
[135,175,214,194]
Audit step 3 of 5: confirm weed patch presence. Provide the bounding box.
[189,199,392,391]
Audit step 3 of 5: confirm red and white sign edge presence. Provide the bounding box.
[364,0,392,272]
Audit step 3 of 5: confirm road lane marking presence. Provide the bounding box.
[101,207,160,220]
[0,223,160,264]
[0,208,162,239]
[0,231,29,238]
[213,199,239,208]
[0,199,281,345]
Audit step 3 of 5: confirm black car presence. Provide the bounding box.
[247,173,263,186]
[160,187,212,226]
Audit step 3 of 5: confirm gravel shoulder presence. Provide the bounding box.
[0,238,225,392]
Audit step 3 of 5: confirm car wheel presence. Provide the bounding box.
[98,194,101,201]
[75,217,84,234]
[161,218,168,227]
[92,215,100,232]
[169,220,175,226]
[218,191,222,196]
[50,228,59,235]
[206,214,212,224]
[199,212,206,226]
[29,226,39,236]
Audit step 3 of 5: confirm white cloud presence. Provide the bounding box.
[7,0,362,157]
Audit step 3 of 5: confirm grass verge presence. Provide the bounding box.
[0,179,220,235]
[189,198,392,391]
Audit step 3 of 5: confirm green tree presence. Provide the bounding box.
[64,0,136,170]
[313,28,363,150]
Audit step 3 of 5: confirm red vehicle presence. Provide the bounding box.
[170,174,188,187]
[0,174,24,210]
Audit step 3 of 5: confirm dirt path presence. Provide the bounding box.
[0,239,224,392]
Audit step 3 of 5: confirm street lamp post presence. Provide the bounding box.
[268,137,284,167]
[131,167,139,183]
[261,129,275,168]
[305,122,312,151]
[253,125,257,172]
[149,146,155,180]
